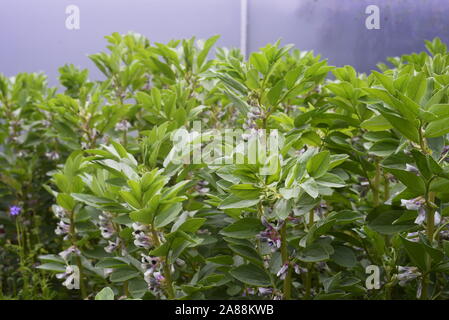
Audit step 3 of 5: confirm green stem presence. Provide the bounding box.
[304,264,312,300]
[123,129,128,148]
[69,210,86,299]
[420,191,435,300]
[383,172,390,202]
[304,209,315,300]
[426,192,436,242]
[280,223,291,300]
[420,273,428,300]
[373,159,381,207]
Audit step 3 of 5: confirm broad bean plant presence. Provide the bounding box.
[1,33,449,300]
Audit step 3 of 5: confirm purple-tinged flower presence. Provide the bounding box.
[401,198,425,211]
[397,266,421,286]
[45,151,60,161]
[52,205,67,219]
[55,221,70,236]
[9,205,21,216]
[144,269,166,297]
[56,265,79,290]
[294,264,308,275]
[195,180,210,195]
[132,223,153,249]
[115,120,132,132]
[415,210,441,226]
[242,288,256,297]
[153,272,165,282]
[97,213,115,239]
[276,263,289,279]
[141,254,160,272]
[406,232,420,242]
[258,288,273,296]
[401,197,441,226]
[59,246,80,261]
[104,238,120,253]
[258,217,282,251]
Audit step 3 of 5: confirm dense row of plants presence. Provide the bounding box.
[1,33,449,300]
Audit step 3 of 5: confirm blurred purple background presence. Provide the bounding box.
[1,0,448,85]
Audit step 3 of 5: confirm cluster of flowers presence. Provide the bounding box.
[95,212,122,254]
[401,197,443,242]
[52,205,70,240]
[194,180,210,196]
[141,254,166,298]
[243,106,264,130]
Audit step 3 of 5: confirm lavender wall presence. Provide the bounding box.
[249,0,449,73]
[1,0,449,85]
[0,0,241,83]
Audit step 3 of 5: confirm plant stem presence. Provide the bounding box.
[383,172,390,202]
[373,159,381,207]
[426,192,436,241]
[304,264,312,300]
[304,209,315,300]
[280,223,291,300]
[69,210,86,299]
[420,273,428,300]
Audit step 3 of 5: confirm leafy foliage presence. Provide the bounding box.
[1,33,449,300]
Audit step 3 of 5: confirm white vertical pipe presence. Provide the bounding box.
[240,0,248,59]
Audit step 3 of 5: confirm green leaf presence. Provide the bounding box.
[119,190,141,209]
[384,168,426,195]
[315,173,346,188]
[406,72,427,103]
[272,198,291,220]
[301,178,319,199]
[95,258,128,269]
[129,207,154,224]
[229,244,264,266]
[95,287,115,300]
[154,202,183,228]
[331,246,357,268]
[366,206,417,235]
[197,35,220,69]
[219,217,265,239]
[249,52,269,75]
[128,278,148,299]
[229,184,261,200]
[373,71,395,94]
[361,115,393,131]
[206,255,234,265]
[306,151,330,178]
[267,80,284,106]
[56,193,75,211]
[36,262,66,272]
[177,218,206,233]
[400,237,430,271]
[297,242,331,263]
[218,195,260,210]
[425,118,449,138]
[229,264,271,287]
[110,267,140,282]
